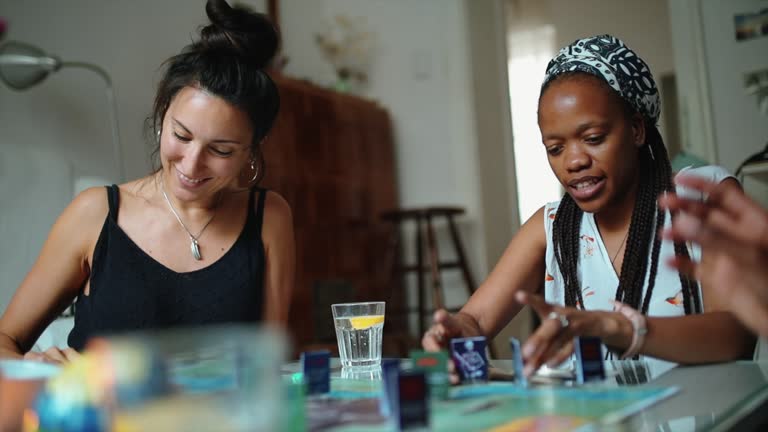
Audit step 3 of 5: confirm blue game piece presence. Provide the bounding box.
[301,350,330,395]
[380,358,400,417]
[574,336,606,384]
[509,337,528,387]
[396,370,430,430]
[450,336,488,383]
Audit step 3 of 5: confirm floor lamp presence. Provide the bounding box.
[0,40,124,182]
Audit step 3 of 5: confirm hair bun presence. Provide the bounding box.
[199,0,278,68]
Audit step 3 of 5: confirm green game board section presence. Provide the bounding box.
[326,377,677,431]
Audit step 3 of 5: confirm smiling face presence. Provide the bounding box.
[159,86,254,203]
[538,75,645,215]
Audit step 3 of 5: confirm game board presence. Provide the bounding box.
[166,351,679,431]
[305,374,677,431]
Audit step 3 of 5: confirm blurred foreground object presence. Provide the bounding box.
[0,360,60,432]
[24,325,289,432]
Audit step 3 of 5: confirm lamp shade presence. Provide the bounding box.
[0,41,61,90]
[0,40,124,182]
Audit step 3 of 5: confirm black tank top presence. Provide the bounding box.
[68,185,266,351]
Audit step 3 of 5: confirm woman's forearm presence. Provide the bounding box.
[0,333,24,359]
[642,312,755,363]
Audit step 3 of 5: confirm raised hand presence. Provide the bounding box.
[421,309,482,351]
[659,176,768,337]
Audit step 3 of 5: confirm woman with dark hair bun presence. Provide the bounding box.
[423,35,754,379]
[0,0,294,363]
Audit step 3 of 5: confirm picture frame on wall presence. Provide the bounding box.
[734,7,768,41]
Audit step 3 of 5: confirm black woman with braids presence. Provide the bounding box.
[0,0,294,363]
[423,35,754,379]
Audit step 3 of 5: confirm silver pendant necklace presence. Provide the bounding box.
[160,177,219,261]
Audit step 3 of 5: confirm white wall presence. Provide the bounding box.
[668,0,768,173]
[281,0,485,222]
[699,0,768,172]
[546,0,675,76]
[0,147,71,308]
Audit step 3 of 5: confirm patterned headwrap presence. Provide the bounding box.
[543,34,660,124]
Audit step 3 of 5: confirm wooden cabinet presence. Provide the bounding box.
[262,74,399,352]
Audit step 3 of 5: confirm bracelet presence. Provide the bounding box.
[612,301,648,360]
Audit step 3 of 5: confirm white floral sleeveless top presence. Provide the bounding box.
[543,165,733,365]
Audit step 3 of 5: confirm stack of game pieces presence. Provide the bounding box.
[574,336,606,384]
[409,350,450,400]
[300,350,331,396]
[380,359,430,430]
[450,336,489,383]
[380,359,400,417]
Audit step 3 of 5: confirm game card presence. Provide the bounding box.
[450,336,489,383]
[301,350,330,395]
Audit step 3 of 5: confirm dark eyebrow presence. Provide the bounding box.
[543,121,608,141]
[171,118,192,134]
[171,117,242,145]
[574,121,608,135]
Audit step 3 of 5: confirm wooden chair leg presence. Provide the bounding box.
[447,215,477,297]
[384,223,405,334]
[415,217,427,337]
[425,215,445,311]
[446,214,497,359]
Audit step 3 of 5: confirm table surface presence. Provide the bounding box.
[281,358,768,431]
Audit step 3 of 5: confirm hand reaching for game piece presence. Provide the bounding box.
[515,291,632,377]
[422,309,484,384]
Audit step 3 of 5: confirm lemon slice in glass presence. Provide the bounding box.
[349,315,385,330]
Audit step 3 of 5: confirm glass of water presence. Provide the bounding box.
[331,302,385,369]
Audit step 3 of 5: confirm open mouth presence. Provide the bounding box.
[567,176,605,201]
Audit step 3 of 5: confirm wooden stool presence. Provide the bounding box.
[381,207,478,338]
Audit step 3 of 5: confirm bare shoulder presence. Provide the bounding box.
[45,186,109,261]
[490,206,547,274]
[516,205,547,249]
[524,205,547,228]
[258,190,294,246]
[261,190,293,221]
[65,186,110,227]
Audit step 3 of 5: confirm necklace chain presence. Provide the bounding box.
[611,228,630,266]
[160,177,219,259]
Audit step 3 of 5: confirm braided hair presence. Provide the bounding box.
[545,74,701,315]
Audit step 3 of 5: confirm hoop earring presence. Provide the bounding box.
[249,159,259,183]
[647,144,656,161]
[156,129,161,143]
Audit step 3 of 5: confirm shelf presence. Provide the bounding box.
[742,160,768,176]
